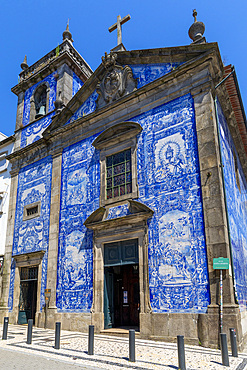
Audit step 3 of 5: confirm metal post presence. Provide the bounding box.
[129,329,135,362]
[220,269,223,333]
[88,325,94,355]
[177,335,186,370]
[54,322,61,350]
[26,319,33,345]
[2,317,9,340]
[44,301,48,329]
[229,328,238,357]
[220,333,229,367]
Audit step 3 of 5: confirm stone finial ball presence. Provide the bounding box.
[188,21,205,41]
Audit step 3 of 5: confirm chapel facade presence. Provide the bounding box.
[1,14,247,349]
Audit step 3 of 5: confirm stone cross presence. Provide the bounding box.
[108,14,131,46]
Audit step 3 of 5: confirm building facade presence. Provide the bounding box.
[1,17,247,348]
[0,133,14,299]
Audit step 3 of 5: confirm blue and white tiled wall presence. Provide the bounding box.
[58,92,210,313]
[217,98,247,311]
[72,72,84,96]
[56,135,100,312]
[129,63,183,89]
[133,94,210,312]
[8,157,52,311]
[20,112,55,148]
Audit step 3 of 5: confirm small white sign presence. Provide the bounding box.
[123,291,128,304]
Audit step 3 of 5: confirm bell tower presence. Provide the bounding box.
[11,24,93,149]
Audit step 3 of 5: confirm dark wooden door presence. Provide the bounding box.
[18,266,38,325]
[104,239,139,328]
[121,264,139,326]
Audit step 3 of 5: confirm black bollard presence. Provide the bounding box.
[2,317,9,340]
[177,335,186,370]
[88,325,94,355]
[26,319,33,345]
[54,322,61,350]
[220,333,229,367]
[129,329,135,362]
[229,328,238,357]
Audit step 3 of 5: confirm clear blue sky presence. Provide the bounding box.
[1,0,246,137]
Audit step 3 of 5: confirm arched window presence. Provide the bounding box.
[34,85,47,119]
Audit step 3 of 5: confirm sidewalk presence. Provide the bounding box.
[0,324,247,369]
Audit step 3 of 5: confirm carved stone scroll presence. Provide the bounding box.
[96,53,137,109]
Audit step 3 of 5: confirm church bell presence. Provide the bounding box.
[35,105,46,119]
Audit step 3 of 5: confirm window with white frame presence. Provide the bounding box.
[0,151,8,173]
[0,194,3,214]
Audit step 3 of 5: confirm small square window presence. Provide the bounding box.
[26,205,39,217]
[23,201,41,221]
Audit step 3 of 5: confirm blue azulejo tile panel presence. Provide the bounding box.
[129,63,183,89]
[22,72,57,127]
[57,135,100,312]
[65,90,98,126]
[217,98,247,311]
[8,259,16,311]
[72,72,84,96]
[105,204,130,221]
[132,93,210,313]
[8,156,53,311]
[20,111,55,148]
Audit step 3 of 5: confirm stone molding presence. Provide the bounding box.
[13,250,45,267]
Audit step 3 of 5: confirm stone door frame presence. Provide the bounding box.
[88,216,152,333]
[11,250,45,324]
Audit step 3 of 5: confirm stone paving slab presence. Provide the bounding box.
[0,325,247,369]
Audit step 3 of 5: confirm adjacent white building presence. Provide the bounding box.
[0,134,14,261]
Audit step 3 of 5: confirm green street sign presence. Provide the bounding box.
[213,257,229,270]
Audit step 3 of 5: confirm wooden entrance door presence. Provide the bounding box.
[18,266,38,325]
[115,264,140,327]
[104,239,139,329]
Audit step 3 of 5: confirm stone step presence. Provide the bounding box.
[99,327,140,338]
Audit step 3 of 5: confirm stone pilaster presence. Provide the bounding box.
[45,151,62,327]
[193,88,241,347]
[15,92,25,131]
[0,170,19,322]
[56,64,73,106]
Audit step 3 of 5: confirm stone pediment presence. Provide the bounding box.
[92,121,142,150]
[84,200,154,229]
[43,42,221,135]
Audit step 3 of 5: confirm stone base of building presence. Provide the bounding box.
[3,305,246,350]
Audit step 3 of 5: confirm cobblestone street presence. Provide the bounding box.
[0,325,246,369]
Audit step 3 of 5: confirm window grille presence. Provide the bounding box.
[0,196,3,214]
[106,149,132,199]
[20,266,38,281]
[26,205,38,217]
